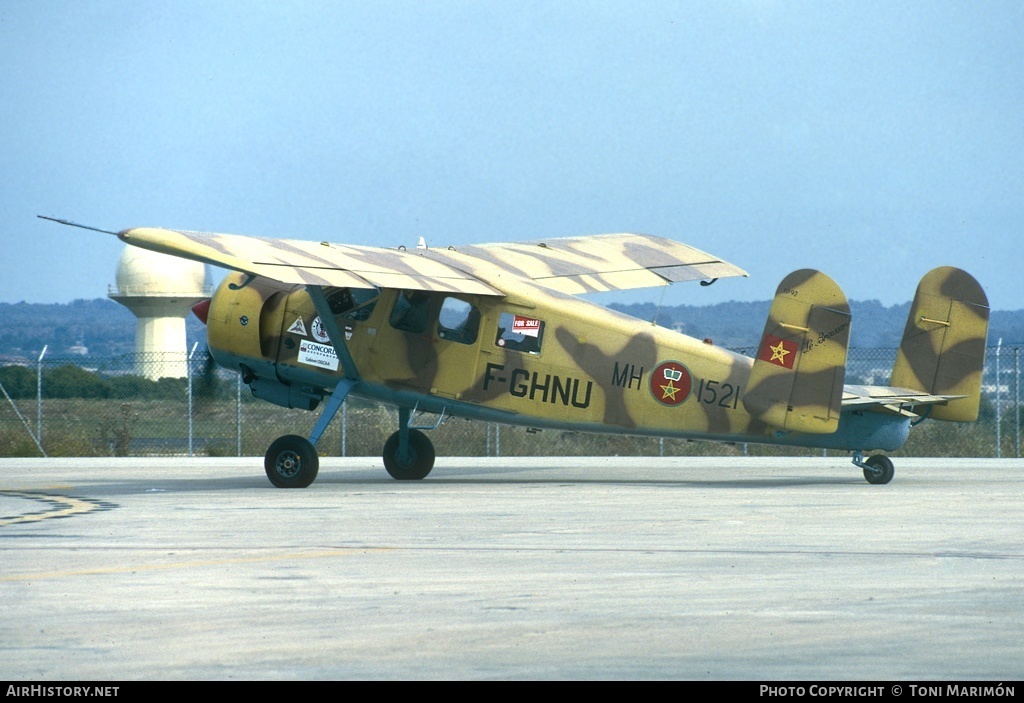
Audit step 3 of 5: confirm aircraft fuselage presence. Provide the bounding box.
[204,272,909,453]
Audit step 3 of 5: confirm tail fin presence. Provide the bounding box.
[743,269,851,433]
[890,267,989,421]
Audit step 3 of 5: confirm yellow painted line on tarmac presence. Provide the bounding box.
[0,490,101,527]
[0,547,396,582]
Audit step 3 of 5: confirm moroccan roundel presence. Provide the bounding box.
[649,360,692,406]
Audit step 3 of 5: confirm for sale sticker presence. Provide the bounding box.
[512,315,542,338]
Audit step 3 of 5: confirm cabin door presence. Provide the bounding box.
[368,290,483,398]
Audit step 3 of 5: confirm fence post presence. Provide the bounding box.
[995,339,1002,458]
[1016,346,1020,459]
[36,345,47,448]
[188,343,197,457]
[236,372,242,456]
[1,379,46,457]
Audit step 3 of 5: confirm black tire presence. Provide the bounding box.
[863,454,894,485]
[264,435,319,488]
[383,429,435,480]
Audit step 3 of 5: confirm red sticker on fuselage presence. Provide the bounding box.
[512,315,541,338]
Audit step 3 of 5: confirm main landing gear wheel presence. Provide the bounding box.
[383,429,435,480]
[862,454,894,485]
[265,435,320,488]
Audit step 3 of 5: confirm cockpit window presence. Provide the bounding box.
[327,287,379,321]
[437,297,480,345]
[389,290,433,334]
[495,312,544,354]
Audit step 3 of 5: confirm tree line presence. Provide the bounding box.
[0,364,222,400]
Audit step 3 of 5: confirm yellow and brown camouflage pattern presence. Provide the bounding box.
[106,224,987,454]
[117,227,748,298]
[207,271,770,442]
[424,233,749,294]
[119,227,503,295]
[890,266,989,422]
[743,269,851,434]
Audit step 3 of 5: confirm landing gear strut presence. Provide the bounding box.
[262,377,354,489]
[852,451,894,485]
[259,276,445,487]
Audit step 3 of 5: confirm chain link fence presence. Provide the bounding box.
[1,346,1021,458]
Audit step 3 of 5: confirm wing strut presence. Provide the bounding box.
[308,377,356,448]
[306,285,360,381]
[305,285,362,448]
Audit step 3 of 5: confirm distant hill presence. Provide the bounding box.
[607,298,1024,349]
[0,299,206,361]
[0,297,1021,362]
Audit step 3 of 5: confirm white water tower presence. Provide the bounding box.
[109,245,210,380]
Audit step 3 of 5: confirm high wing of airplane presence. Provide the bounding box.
[43,217,990,486]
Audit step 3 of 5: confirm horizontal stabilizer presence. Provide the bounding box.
[743,269,851,434]
[841,385,966,417]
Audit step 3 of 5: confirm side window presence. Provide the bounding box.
[437,297,480,345]
[495,312,544,354]
[389,290,433,334]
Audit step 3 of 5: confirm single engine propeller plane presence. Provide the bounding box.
[42,216,989,487]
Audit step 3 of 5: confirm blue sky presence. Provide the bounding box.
[2,1,1022,310]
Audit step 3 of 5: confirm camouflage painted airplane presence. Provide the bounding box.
[43,217,991,487]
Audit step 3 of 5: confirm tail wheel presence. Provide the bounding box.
[265,435,320,488]
[863,454,894,485]
[383,429,435,480]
